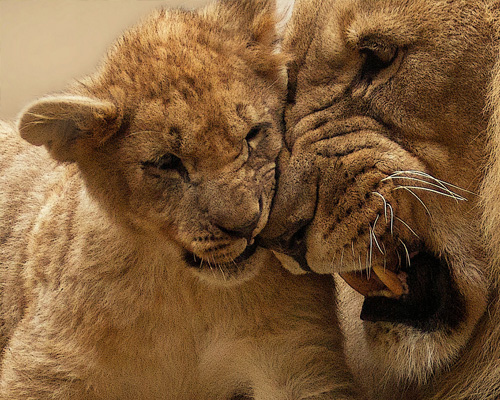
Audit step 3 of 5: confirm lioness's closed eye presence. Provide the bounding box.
[0,0,361,399]
[262,0,500,399]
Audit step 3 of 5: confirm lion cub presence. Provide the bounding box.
[0,1,357,399]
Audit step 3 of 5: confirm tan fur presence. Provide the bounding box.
[0,1,360,398]
[262,0,500,398]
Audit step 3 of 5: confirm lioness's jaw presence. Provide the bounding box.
[17,0,285,285]
[269,0,497,390]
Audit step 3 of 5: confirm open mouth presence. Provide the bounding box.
[340,245,466,332]
[183,241,259,271]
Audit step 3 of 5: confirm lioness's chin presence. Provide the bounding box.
[273,239,482,383]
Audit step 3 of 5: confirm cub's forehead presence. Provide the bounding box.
[128,93,270,170]
[90,8,253,100]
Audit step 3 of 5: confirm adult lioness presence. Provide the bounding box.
[262,0,500,398]
[0,1,359,398]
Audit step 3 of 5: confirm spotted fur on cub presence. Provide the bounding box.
[263,0,500,398]
[0,1,359,398]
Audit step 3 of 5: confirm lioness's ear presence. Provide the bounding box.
[18,95,122,162]
[216,0,278,47]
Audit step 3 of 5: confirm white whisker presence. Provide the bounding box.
[384,175,464,200]
[371,216,384,254]
[372,192,388,223]
[329,252,337,274]
[368,226,374,273]
[394,216,420,239]
[398,239,411,267]
[403,170,477,195]
[394,187,432,216]
[387,203,395,235]
[393,185,466,202]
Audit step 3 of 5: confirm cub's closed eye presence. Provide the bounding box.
[154,154,182,170]
[142,153,188,179]
[246,122,271,144]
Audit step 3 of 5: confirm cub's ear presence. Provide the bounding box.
[18,95,122,162]
[216,0,278,47]
[214,0,285,80]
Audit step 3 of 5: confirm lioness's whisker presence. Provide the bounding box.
[372,192,389,223]
[340,247,345,270]
[387,203,395,235]
[394,216,420,239]
[387,170,477,196]
[393,185,467,202]
[366,249,371,278]
[24,111,59,121]
[394,187,432,216]
[372,216,385,254]
[398,239,411,267]
[404,170,478,195]
[385,175,463,200]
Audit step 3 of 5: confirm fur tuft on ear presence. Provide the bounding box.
[216,0,278,45]
[18,95,122,162]
[213,0,286,80]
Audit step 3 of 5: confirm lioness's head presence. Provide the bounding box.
[18,0,285,283]
[262,0,499,385]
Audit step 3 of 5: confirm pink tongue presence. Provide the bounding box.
[339,266,404,298]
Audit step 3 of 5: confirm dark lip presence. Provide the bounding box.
[360,250,466,332]
[257,225,312,272]
[184,241,259,270]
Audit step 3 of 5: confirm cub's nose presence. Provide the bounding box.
[210,198,262,239]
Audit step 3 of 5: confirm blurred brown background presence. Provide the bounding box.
[0,0,294,120]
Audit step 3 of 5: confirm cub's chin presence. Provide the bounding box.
[183,242,264,285]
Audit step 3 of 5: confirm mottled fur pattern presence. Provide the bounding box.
[0,1,359,399]
[262,0,500,398]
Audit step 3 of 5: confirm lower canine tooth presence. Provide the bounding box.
[372,265,404,297]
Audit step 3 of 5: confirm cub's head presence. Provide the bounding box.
[18,0,285,284]
[262,0,499,385]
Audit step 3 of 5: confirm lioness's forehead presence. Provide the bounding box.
[289,0,489,57]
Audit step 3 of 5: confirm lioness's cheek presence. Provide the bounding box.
[279,0,496,395]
